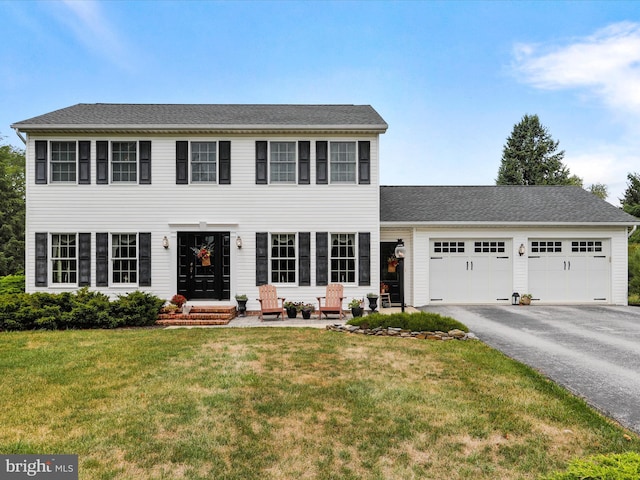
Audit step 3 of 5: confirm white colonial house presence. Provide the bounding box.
[12,103,638,311]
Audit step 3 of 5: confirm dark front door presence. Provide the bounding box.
[177,232,230,300]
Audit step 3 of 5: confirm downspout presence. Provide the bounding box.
[12,127,26,145]
[629,225,637,238]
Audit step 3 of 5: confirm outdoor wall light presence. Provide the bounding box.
[236,236,243,249]
[162,236,169,249]
[518,243,526,256]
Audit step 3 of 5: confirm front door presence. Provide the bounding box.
[177,232,230,300]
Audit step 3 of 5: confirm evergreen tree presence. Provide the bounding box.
[0,139,25,275]
[496,114,580,186]
[620,172,640,215]
[588,183,608,201]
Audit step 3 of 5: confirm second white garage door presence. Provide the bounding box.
[429,239,512,303]
[528,239,610,303]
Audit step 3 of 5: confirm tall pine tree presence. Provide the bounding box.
[496,114,580,186]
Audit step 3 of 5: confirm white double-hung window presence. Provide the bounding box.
[50,141,76,183]
[111,142,137,183]
[271,233,296,283]
[191,141,217,183]
[270,142,296,183]
[330,142,356,183]
[330,233,356,283]
[112,233,137,284]
[51,233,77,284]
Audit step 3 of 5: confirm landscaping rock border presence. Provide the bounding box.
[326,324,478,341]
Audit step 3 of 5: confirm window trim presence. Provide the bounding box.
[190,141,218,184]
[330,232,357,284]
[329,141,357,184]
[51,233,78,285]
[111,232,138,285]
[50,141,77,184]
[269,141,297,184]
[270,232,297,284]
[111,141,138,184]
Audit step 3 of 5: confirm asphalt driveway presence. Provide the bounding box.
[419,305,640,435]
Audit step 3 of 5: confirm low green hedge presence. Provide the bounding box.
[0,274,25,294]
[541,451,640,479]
[347,311,468,333]
[0,288,164,331]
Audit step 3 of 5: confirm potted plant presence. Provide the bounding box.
[284,301,299,318]
[366,293,379,313]
[300,303,315,319]
[520,294,533,306]
[349,298,364,318]
[235,294,248,317]
[170,294,187,312]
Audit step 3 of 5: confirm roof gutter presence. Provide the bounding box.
[629,225,637,238]
[11,127,26,145]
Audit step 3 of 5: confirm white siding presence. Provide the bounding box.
[25,134,381,310]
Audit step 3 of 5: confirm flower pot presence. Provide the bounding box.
[301,309,312,319]
[286,307,298,318]
[520,297,531,306]
[351,307,363,318]
[236,299,247,317]
[367,296,378,313]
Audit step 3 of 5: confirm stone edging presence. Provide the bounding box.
[326,324,478,340]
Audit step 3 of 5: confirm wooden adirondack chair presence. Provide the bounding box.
[257,284,285,321]
[317,284,345,320]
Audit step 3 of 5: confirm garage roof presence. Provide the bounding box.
[380,186,638,225]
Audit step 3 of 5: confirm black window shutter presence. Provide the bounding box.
[256,232,268,285]
[298,141,310,185]
[79,233,91,286]
[176,141,188,184]
[299,232,311,286]
[256,141,268,184]
[96,233,109,286]
[139,141,151,184]
[139,233,152,286]
[35,232,48,286]
[96,141,108,184]
[219,141,231,184]
[316,232,328,286]
[79,141,91,184]
[35,141,47,184]
[358,141,371,185]
[316,141,328,184]
[358,232,371,286]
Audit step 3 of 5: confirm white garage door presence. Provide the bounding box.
[528,239,610,303]
[429,239,512,303]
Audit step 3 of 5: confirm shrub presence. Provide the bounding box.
[111,291,165,327]
[542,451,640,479]
[0,274,25,294]
[347,311,468,333]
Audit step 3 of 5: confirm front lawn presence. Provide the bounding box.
[1,328,638,479]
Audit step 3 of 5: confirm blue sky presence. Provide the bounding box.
[2,0,639,205]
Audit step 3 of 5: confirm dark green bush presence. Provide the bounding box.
[0,289,164,331]
[110,290,165,327]
[541,451,640,479]
[0,274,25,294]
[347,311,468,332]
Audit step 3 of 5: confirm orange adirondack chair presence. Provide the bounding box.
[317,284,345,320]
[257,284,285,321]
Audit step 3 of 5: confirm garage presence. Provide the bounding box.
[528,239,610,303]
[429,239,512,303]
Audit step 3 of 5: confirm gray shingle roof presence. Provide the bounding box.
[12,103,387,131]
[380,186,638,224]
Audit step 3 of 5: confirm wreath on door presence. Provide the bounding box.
[191,242,214,266]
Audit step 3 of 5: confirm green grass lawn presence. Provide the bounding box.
[1,328,638,479]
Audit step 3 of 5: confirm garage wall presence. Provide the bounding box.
[381,226,630,306]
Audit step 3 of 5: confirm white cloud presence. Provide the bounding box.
[513,22,640,115]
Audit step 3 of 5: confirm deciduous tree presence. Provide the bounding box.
[0,138,25,275]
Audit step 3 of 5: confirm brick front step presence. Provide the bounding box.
[156,305,236,326]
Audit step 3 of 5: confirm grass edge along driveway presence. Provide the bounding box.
[1,327,638,480]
